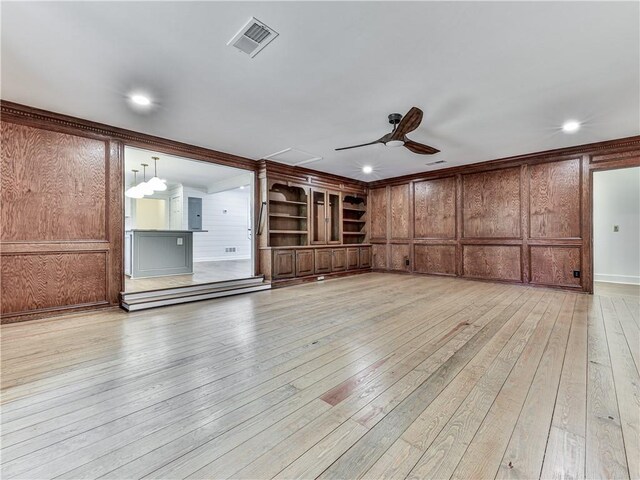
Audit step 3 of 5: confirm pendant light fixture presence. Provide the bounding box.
[147,156,167,191]
[125,169,144,198]
[137,163,155,196]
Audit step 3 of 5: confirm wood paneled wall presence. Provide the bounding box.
[1,101,257,323]
[1,122,121,321]
[2,100,640,323]
[368,141,640,293]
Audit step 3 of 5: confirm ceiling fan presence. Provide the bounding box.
[335,107,439,155]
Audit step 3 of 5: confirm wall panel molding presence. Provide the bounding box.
[463,245,522,282]
[413,176,456,239]
[462,167,521,239]
[371,136,640,292]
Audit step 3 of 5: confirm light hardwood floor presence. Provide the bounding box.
[1,274,638,479]
[124,259,253,293]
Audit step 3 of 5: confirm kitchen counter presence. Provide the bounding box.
[125,230,195,279]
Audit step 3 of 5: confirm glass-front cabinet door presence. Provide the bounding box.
[311,190,327,244]
[311,189,341,244]
[328,192,341,243]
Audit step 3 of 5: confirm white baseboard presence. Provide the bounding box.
[594,273,640,285]
[194,256,251,263]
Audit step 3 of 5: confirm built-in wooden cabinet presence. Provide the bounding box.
[347,248,359,269]
[266,246,372,281]
[259,162,371,283]
[311,189,341,244]
[315,249,332,274]
[295,250,314,277]
[268,183,309,247]
[273,250,296,279]
[343,195,367,244]
[332,248,347,271]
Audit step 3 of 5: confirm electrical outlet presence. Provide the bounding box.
[405,258,410,266]
[317,276,325,281]
[613,225,620,232]
[177,238,183,246]
[573,270,580,278]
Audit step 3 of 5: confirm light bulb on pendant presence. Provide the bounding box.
[125,169,144,198]
[137,163,155,196]
[147,156,167,191]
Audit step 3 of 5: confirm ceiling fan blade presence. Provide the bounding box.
[335,135,386,151]
[403,139,440,155]
[391,107,423,139]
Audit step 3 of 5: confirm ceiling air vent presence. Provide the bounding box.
[425,160,446,166]
[228,17,279,58]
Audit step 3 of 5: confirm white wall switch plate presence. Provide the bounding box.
[177,238,183,245]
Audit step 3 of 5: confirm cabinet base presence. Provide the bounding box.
[270,268,372,288]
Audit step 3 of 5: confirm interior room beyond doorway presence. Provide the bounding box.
[123,147,254,293]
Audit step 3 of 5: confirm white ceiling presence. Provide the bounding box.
[2,2,638,181]
[124,147,252,192]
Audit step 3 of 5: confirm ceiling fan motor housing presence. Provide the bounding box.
[388,113,402,125]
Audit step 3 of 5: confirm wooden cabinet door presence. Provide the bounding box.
[359,247,371,268]
[347,248,359,270]
[273,250,295,279]
[332,249,347,271]
[327,192,342,244]
[295,250,314,277]
[311,189,327,245]
[314,249,332,274]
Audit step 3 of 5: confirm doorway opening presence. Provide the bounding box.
[593,166,640,297]
[123,146,257,298]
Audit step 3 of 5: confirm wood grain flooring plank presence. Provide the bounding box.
[494,295,575,480]
[455,293,571,480]
[540,294,588,480]
[602,296,640,480]
[585,296,629,480]
[611,296,640,375]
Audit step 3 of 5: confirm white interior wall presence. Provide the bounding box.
[593,166,640,285]
[182,186,251,262]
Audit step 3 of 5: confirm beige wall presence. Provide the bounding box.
[135,198,167,229]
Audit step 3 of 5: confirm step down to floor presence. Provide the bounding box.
[120,276,270,311]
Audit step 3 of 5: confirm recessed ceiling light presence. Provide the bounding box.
[562,120,580,133]
[362,165,373,174]
[130,94,151,106]
[239,185,245,189]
